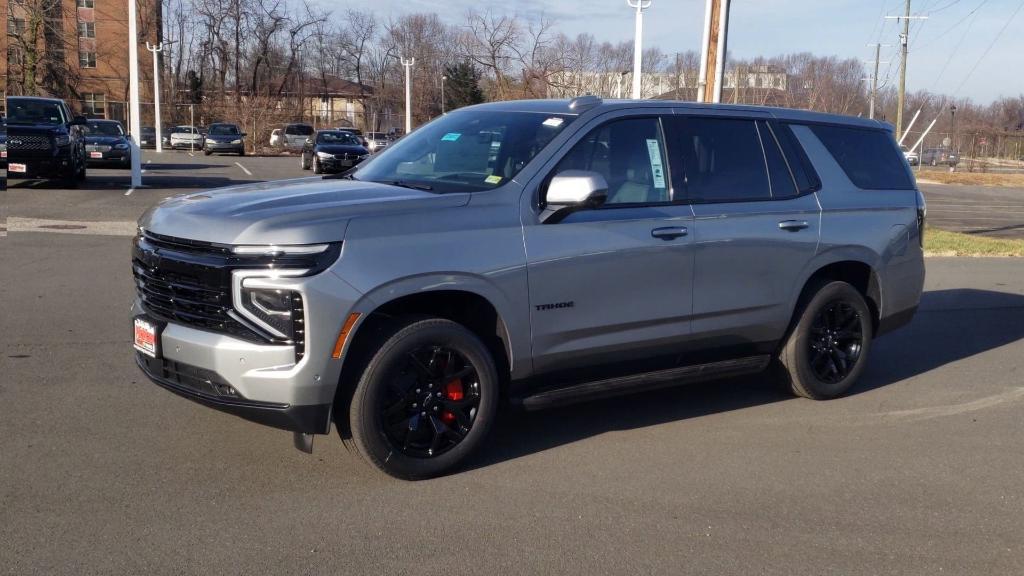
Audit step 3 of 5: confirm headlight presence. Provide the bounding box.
[241,287,302,338]
[316,151,334,159]
[55,134,70,146]
[115,143,129,150]
[231,139,242,144]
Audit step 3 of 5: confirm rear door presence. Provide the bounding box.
[523,111,696,374]
[665,114,821,347]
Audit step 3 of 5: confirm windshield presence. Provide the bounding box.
[287,124,314,136]
[8,100,66,125]
[86,122,124,136]
[353,110,576,193]
[175,126,197,134]
[318,131,361,145]
[209,124,239,135]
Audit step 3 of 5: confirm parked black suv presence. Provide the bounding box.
[6,97,88,186]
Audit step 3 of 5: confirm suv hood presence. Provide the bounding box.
[140,177,469,245]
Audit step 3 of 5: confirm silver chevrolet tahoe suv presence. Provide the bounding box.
[132,97,925,479]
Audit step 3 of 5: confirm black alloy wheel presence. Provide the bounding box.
[806,300,864,384]
[379,345,482,458]
[777,280,873,400]
[345,317,499,479]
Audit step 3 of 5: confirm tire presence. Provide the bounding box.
[346,318,499,480]
[777,280,873,400]
[312,157,322,174]
[238,149,245,157]
[204,149,212,156]
[300,154,310,170]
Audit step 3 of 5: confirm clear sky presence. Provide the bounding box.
[324,0,1024,104]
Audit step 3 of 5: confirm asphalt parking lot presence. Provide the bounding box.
[3,150,1024,574]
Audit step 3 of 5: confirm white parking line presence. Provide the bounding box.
[125,188,134,196]
[235,161,253,176]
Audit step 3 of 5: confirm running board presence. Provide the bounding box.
[519,355,771,411]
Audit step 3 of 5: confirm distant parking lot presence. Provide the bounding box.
[7,149,1024,239]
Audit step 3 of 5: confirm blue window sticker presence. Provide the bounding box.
[441,132,461,142]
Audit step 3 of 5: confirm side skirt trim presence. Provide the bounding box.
[517,355,771,411]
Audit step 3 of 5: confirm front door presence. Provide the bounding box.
[523,114,696,375]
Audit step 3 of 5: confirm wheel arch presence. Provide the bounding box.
[332,283,519,432]
[794,255,883,335]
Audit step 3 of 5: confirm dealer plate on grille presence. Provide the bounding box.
[134,316,163,358]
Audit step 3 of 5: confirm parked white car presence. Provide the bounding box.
[269,128,284,148]
[169,125,203,150]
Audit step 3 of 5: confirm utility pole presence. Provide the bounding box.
[400,56,414,134]
[627,0,652,99]
[127,0,142,187]
[865,43,890,120]
[441,75,446,114]
[697,0,730,103]
[886,3,927,141]
[146,42,164,153]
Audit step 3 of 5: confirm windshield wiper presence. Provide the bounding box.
[387,180,434,191]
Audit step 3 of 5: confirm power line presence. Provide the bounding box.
[913,0,991,51]
[926,0,986,91]
[950,0,1024,97]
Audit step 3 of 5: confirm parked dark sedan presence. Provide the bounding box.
[300,130,369,174]
[203,123,246,156]
[139,126,157,149]
[84,119,131,168]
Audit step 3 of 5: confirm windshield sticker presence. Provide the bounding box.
[542,117,565,128]
[646,139,667,189]
[441,132,462,142]
[485,175,503,184]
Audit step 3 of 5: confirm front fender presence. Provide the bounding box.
[335,272,531,380]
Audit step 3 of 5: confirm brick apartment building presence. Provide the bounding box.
[6,0,160,125]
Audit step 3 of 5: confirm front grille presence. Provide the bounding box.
[8,135,51,150]
[86,145,112,152]
[133,232,340,355]
[133,233,265,343]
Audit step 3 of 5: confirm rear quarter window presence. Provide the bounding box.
[809,124,914,190]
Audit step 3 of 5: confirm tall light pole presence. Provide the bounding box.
[145,42,163,153]
[441,75,447,114]
[127,0,142,187]
[400,56,415,133]
[626,0,652,99]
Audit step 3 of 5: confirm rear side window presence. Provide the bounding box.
[809,124,914,190]
[757,121,797,199]
[285,124,314,136]
[773,122,821,194]
[669,116,771,202]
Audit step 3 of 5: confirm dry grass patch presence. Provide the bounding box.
[924,227,1024,257]
[916,171,1024,187]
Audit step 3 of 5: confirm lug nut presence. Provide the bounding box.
[415,388,421,393]
[412,403,417,408]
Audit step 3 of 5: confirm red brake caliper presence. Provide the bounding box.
[441,378,463,425]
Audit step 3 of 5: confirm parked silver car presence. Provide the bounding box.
[281,122,314,151]
[365,131,389,153]
[132,97,925,479]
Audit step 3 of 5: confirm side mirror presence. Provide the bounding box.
[306,138,313,145]
[70,116,88,126]
[541,170,609,223]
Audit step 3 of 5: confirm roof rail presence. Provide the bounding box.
[568,95,602,112]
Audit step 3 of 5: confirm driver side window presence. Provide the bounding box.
[553,117,670,205]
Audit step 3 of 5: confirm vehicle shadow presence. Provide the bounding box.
[471,288,1024,470]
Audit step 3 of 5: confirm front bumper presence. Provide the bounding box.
[136,353,331,433]
[317,156,365,173]
[7,156,75,179]
[86,149,129,165]
[130,265,364,434]
[205,142,244,153]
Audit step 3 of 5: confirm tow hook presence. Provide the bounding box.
[293,432,314,454]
